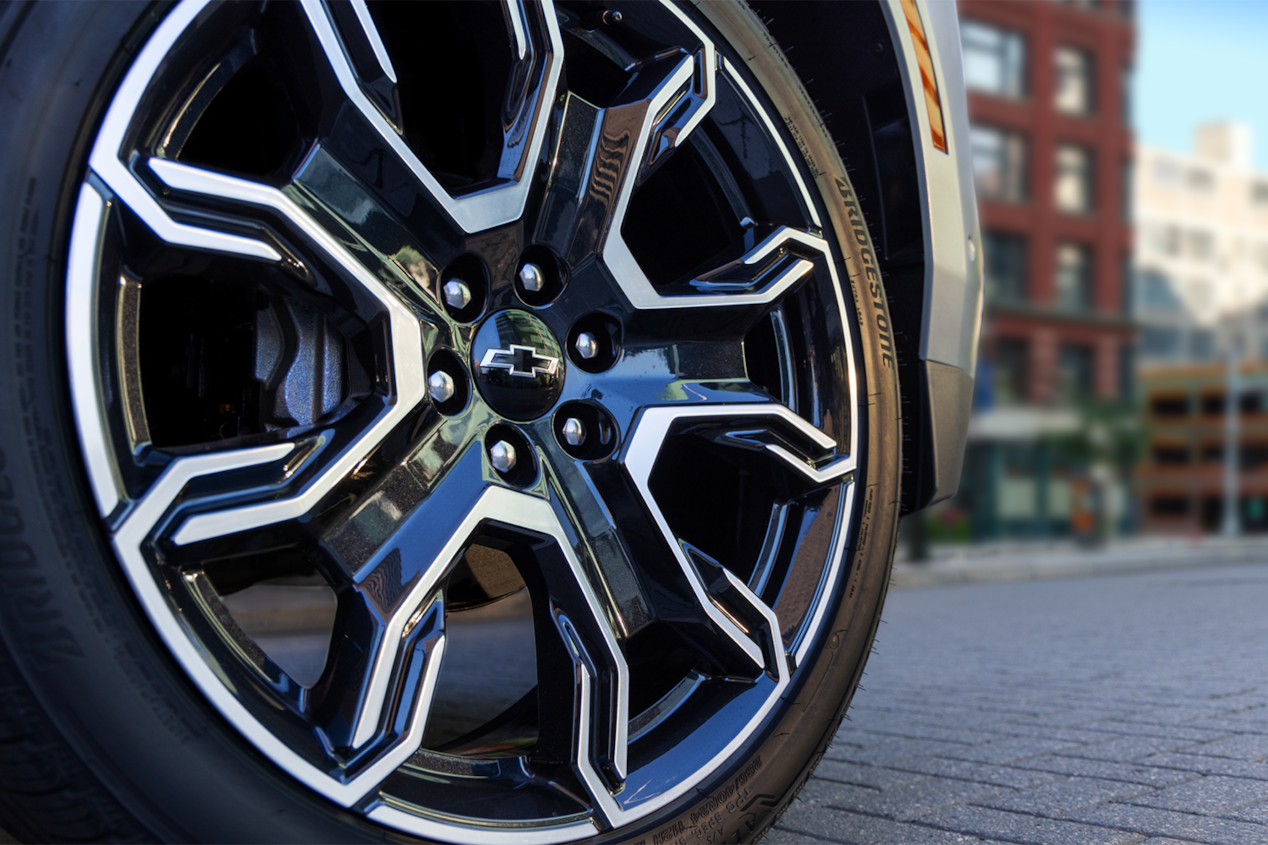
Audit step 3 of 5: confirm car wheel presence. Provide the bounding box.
[0,0,901,841]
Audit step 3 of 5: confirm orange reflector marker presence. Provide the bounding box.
[899,0,948,153]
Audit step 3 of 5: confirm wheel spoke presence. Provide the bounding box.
[535,11,836,314]
[303,0,563,233]
[689,417,857,491]
[535,41,713,272]
[679,228,827,299]
[147,157,442,322]
[610,218,836,311]
[533,56,692,269]
[505,495,629,793]
[306,448,488,752]
[543,460,653,646]
[323,0,400,125]
[119,158,427,545]
[578,452,770,678]
[85,0,282,263]
[616,402,854,679]
[312,481,629,809]
[625,403,855,505]
[587,338,768,428]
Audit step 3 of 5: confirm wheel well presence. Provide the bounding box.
[746,0,938,514]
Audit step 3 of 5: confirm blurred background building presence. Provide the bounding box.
[1134,122,1268,534]
[948,0,1136,542]
[1135,123,1268,367]
[1137,363,1268,533]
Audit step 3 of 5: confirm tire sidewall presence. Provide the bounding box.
[0,2,902,843]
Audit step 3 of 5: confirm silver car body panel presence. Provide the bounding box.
[881,0,983,505]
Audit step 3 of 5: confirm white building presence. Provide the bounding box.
[1135,122,1268,366]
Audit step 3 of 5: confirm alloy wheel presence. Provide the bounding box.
[67,0,860,839]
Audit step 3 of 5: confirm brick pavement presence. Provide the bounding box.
[763,563,1268,845]
[5,555,1263,843]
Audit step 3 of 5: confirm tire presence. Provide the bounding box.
[0,1,901,842]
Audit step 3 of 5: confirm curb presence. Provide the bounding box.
[892,541,1268,588]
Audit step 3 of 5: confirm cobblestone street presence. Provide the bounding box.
[765,562,1268,845]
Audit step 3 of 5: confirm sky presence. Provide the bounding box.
[1137,0,1268,169]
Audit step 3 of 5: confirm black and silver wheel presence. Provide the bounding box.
[0,1,901,841]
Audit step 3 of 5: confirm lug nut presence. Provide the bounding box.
[562,417,586,447]
[575,331,599,360]
[519,262,545,292]
[490,440,517,473]
[428,370,455,404]
[443,279,472,310]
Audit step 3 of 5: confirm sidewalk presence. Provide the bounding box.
[892,533,1268,589]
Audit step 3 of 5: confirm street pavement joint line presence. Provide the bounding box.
[1132,757,1268,780]
[895,807,1142,845]
[961,796,1145,824]
[843,759,1056,789]
[811,773,884,793]
[767,824,842,844]
[1118,798,1268,822]
[1004,759,1200,788]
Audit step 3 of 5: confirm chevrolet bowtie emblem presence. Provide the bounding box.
[479,344,560,378]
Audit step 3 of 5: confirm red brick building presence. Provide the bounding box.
[954,0,1136,540]
[961,0,1135,406]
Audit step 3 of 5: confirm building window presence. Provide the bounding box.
[1151,443,1190,466]
[1055,242,1093,311]
[961,21,1026,99]
[1121,65,1133,125]
[983,231,1028,305]
[1187,230,1215,260]
[1149,393,1190,417]
[1188,168,1215,193]
[1151,225,1181,257]
[1141,326,1183,358]
[1054,46,1094,115]
[995,337,1029,405]
[1055,144,1093,213]
[1118,342,1134,401]
[1251,182,1268,206]
[1148,496,1190,518]
[1138,270,1182,312]
[1153,159,1182,187]
[1120,157,1133,221]
[1190,329,1216,361]
[972,126,1027,203]
[1058,343,1095,403]
[1120,253,1132,315]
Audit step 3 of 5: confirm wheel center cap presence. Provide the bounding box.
[471,310,565,421]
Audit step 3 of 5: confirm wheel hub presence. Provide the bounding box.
[472,309,566,421]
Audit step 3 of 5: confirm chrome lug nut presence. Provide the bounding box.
[490,440,517,473]
[443,279,472,310]
[428,370,455,404]
[519,262,545,292]
[562,417,586,447]
[575,331,599,360]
